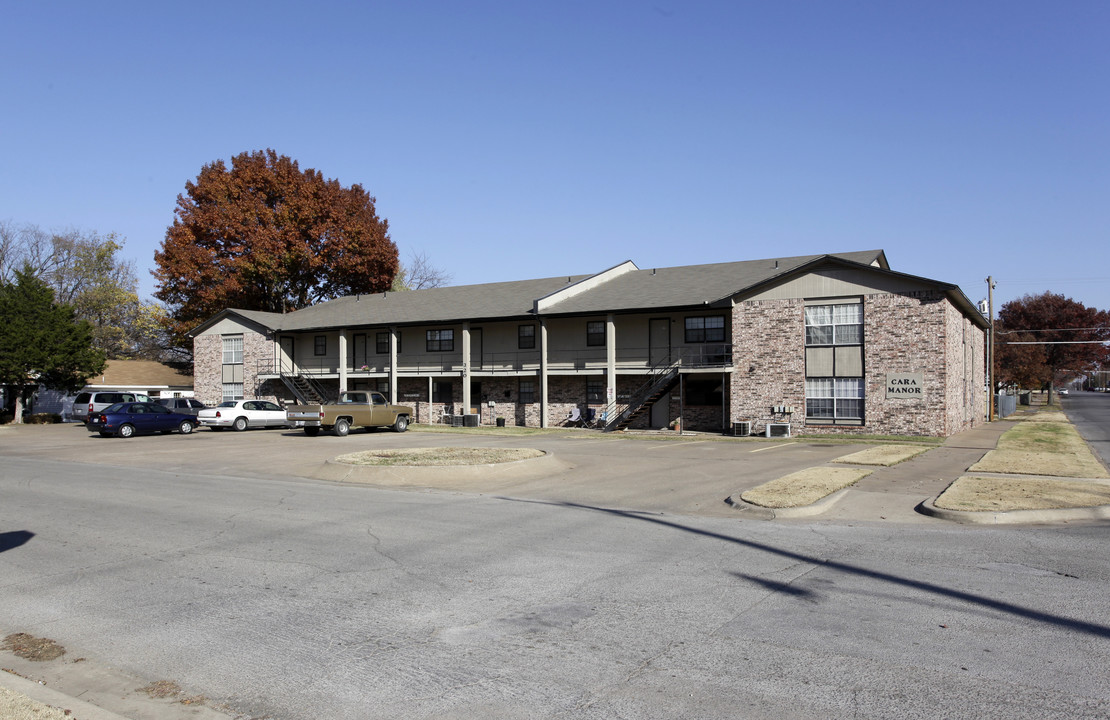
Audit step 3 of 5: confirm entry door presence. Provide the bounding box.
[651,393,671,429]
[649,318,670,367]
[279,336,295,374]
[470,381,482,416]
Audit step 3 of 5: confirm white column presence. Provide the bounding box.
[606,314,616,419]
[461,322,471,414]
[338,330,348,394]
[389,326,399,403]
[539,318,549,428]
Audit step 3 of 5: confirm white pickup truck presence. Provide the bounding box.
[286,391,414,437]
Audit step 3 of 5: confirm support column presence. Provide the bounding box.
[461,322,471,415]
[540,318,549,428]
[605,313,616,421]
[338,330,348,394]
[389,326,399,403]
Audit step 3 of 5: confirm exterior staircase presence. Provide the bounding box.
[279,372,332,405]
[604,360,682,432]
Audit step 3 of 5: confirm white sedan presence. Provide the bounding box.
[198,400,292,431]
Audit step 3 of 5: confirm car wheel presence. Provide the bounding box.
[304,426,320,437]
[233,416,248,432]
[333,418,350,437]
[178,420,194,435]
[119,424,135,439]
[393,415,409,433]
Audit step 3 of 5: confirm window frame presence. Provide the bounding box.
[222,335,243,365]
[805,377,864,422]
[586,379,605,402]
[314,335,327,356]
[684,315,726,344]
[804,302,863,347]
[518,324,536,350]
[222,382,244,403]
[426,329,454,352]
[586,321,606,347]
[519,379,535,404]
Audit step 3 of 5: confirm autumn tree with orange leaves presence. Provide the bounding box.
[153,150,398,357]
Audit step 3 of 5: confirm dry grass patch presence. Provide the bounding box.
[740,467,871,509]
[936,476,1110,512]
[0,686,72,720]
[831,444,930,466]
[970,420,1108,478]
[335,447,545,467]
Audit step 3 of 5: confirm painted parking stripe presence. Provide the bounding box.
[750,442,799,453]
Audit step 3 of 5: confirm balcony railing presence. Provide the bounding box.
[257,345,732,377]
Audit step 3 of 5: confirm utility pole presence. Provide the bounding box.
[986,276,995,421]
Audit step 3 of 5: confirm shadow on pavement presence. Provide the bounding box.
[501,497,1110,640]
[0,530,34,553]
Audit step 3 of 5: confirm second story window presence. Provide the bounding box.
[586,321,606,347]
[805,303,863,346]
[518,324,536,349]
[222,335,243,364]
[685,316,725,343]
[427,329,454,352]
[376,331,402,354]
[314,335,327,356]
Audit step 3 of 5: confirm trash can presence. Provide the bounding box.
[496,418,506,427]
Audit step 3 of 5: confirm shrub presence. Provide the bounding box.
[24,413,63,424]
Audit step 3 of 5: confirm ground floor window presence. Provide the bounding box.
[806,378,863,421]
[587,379,605,402]
[519,379,535,404]
[222,383,244,402]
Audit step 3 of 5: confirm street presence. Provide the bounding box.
[2,421,1110,718]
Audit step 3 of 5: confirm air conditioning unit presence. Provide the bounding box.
[731,421,751,437]
[766,422,791,438]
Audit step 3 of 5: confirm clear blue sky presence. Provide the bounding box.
[3,1,1107,314]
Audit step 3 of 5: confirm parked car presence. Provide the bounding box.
[72,391,152,423]
[197,400,292,431]
[90,402,197,438]
[155,397,207,416]
[1058,389,1069,396]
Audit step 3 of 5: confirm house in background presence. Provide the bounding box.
[188,250,989,437]
[36,360,195,419]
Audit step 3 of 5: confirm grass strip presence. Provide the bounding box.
[740,467,872,509]
[936,476,1110,511]
[831,444,930,467]
[970,420,1108,478]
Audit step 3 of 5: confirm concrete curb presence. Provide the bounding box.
[725,486,852,518]
[916,496,1110,524]
[0,671,131,720]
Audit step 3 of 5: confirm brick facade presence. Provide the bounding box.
[730,291,985,437]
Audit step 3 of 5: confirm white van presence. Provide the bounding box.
[71,391,152,423]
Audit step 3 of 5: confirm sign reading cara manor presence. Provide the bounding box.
[886,373,924,398]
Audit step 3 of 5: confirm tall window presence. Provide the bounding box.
[376,331,398,354]
[427,329,454,352]
[519,379,535,404]
[805,301,864,424]
[314,336,327,356]
[222,335,243,364]
[685,316,725,343]
[518,324,536,349]
[586,321,606,347]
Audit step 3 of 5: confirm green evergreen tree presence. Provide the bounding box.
[0,269,106,422]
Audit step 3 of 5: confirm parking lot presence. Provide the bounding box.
[1,422,983,521]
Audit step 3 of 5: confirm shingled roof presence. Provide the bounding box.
[191,249,983,334]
